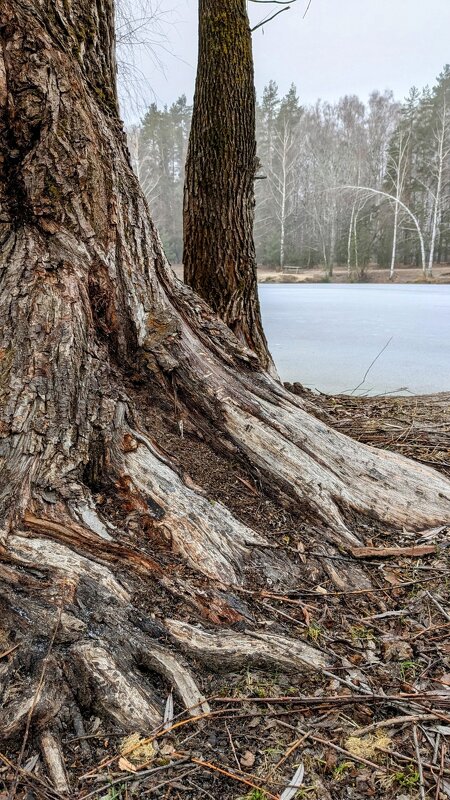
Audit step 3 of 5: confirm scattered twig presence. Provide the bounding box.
[356,713,443,737]
[295,727,386,772]
[80,759,190,800]
[139,767,199,796]
[224,721,240,770]
[80,708,223,779]
[351,544,436,559]
[411,621,450,641]
[435,742,447,800]
[269,730,311,777]
[0,644,20,660]
[413,725,426,800]
[376,746,450,778]
[191,758,279,800]
[213,692,450,712]
[426,590,450,622]
[0,752,62,800]
[9,603,63,800]
[251,573,445,597]
[185,777,218,799]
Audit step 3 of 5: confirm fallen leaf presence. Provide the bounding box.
[240,750,255,768]
[118,757,137,772]
[280,763,305,800]
[163,691,174,731]
[160,742,176,756]
[382,639,413,662]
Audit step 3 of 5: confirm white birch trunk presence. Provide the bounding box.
[339,186,426,275]
[347,201,356,276]
[390,194,400,279]
[279,134,287,269]
[353,204,359,271]
[428,105,448,278]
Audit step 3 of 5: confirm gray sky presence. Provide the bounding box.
[125,0,450,117]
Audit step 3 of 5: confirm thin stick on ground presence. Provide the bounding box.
[191,758,279,800]
[80,760,191,800]
[269,730,311,778]
[376,747,450,778]
[413,725,426,800]
[426,590,450,622]
[224,721,241,770]
[80,708,224,779]
[356,713,445,737]
[0,644,20,660]
[9,603,63,800]
[435,743,447,800]
[0,752,63,800]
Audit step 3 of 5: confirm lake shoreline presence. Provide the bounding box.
[258,264,450,284]
[171,264,450,284]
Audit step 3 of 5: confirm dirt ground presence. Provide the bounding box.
[3,384,449,800]
[171,263,450,284]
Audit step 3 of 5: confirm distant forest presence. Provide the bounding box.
[127,66,450,276]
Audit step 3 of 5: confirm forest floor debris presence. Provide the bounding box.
[1,386,449,799]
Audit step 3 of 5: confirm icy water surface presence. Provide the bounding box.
[259,284,450,395]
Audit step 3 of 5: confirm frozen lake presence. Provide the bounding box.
[259,284,450,395]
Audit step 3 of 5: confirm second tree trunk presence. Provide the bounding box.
[183,0,274,372]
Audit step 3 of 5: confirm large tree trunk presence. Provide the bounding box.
[1,0,450,790]
[183,0,274,372]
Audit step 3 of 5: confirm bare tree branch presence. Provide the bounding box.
[251,5,290,31]
[115,0,175,115]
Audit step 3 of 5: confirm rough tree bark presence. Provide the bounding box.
[183,0,274,372]
[1,0,450,789]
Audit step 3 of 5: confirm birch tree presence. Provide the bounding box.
[427,101,450,273]
[385,127,411,278]
[267,85,302,268]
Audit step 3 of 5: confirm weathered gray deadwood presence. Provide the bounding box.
[1,0,450,788]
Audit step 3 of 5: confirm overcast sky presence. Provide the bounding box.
[122,0,450,118]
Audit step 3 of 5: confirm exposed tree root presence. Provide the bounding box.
[165,619,330,671]
[39,730,70,795]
